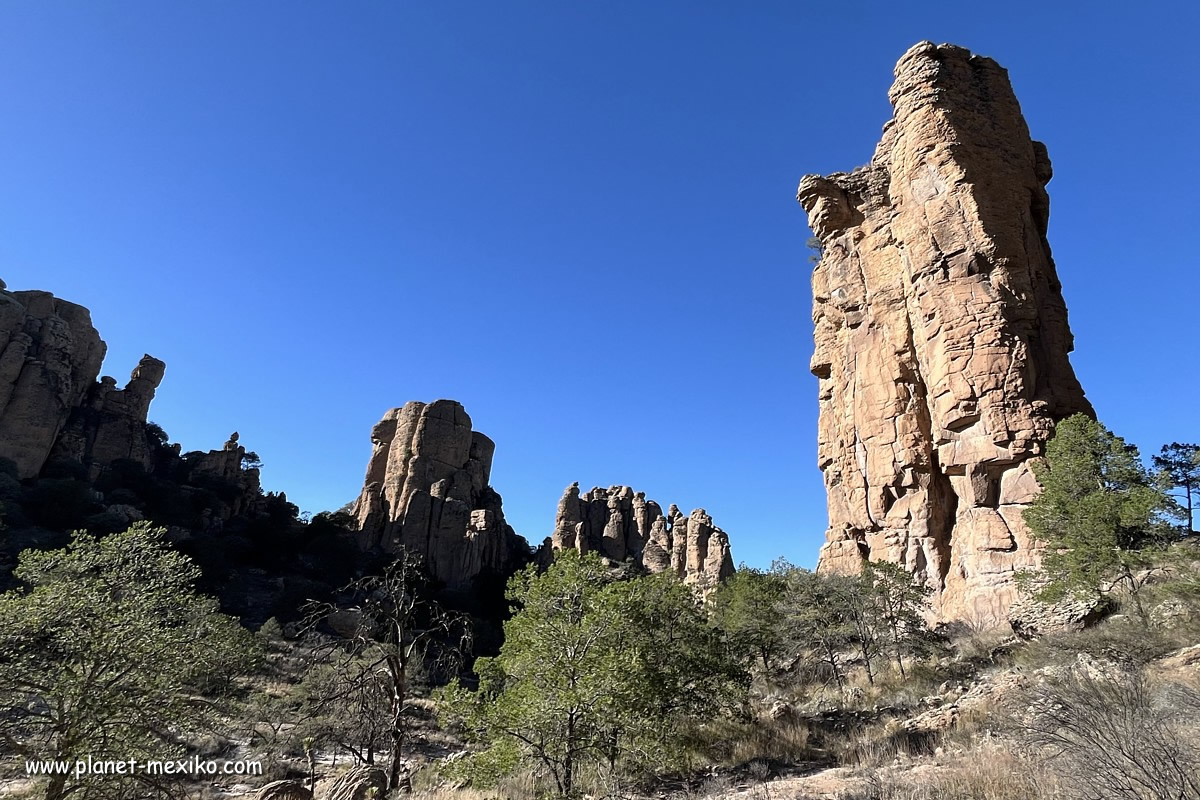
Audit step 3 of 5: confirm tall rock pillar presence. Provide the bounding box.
[798,42,1092,625]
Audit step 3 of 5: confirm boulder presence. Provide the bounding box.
[252,780,312,800]
[324,766,388,800]
[798,42,1093,626]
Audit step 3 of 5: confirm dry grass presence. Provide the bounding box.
[410,764,540,800]
[842,741,1062,800]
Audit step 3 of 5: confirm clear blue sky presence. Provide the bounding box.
[2,2,1197,569]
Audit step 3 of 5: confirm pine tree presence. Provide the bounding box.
[1022,414,1174,619]
[1153,442,1200,534]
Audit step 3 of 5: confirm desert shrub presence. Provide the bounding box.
[848,741,1060,799]
[1017,617,1178,668]
[686,712,817,769]
[1016,664,1200,800]
[836,723,938,769]
[440,552,747,798]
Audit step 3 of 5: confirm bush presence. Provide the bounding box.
[1016,664,1200,799]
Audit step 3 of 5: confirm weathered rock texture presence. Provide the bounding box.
[549,483,735,589]
[351,400,526,589]
[49,354,166,478]
[0,286,107,478]
[323,766,387,800]
[251,780,312,800]
[797,42,1092,626]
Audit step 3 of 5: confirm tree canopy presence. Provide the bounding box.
[0,522,257,800]
[1022,414,1176,615]
[440,552,746,798]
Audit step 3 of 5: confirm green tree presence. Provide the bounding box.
[0,523,257,800]
[807,235,825,264]
[1022,414,1175,619]
[777,569,857,692]
[440,552,744,798]
[860,560,933,678]
[711,562,789,672]
[1153,442,1200,534]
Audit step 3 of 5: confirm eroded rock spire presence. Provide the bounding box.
[798,42,1092,625]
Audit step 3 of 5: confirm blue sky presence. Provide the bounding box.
[2,2,1197,569]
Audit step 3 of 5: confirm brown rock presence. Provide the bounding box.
[351,400,527,589]
[252,780,312,800]
[0,288,107,478]
[49,354,166,478]
[549,483,735,590]
[184,432,266,521]
[798,43,1092,626]
[323,766,387,800]
[1008,592,1110,638]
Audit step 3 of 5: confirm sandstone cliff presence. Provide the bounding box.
[797,42,1093,625]
[549,483,735,590]
[351,400,527,589]
[0,283,107,478]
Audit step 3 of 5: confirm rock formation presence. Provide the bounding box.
[0,284,107,478]
[549,483,735,589]
[797,42,1092,625]
[49,354,167,478]
[184,432,266,522]
[252,780,312,800]
[323,766,388,800]
[351,400,527,589]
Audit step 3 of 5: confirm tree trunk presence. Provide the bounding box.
[44,773,67,800]
[1187,483,1194,533]
[563,712,576,799]
[824,641,844,692]
[859,640,875,685]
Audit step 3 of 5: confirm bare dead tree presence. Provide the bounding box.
[301,549,471,793]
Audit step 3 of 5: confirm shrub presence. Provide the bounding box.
[1016,664,1200,799]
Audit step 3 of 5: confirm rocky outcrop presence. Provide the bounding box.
[351,400,527,589]
[48,354,166,478]
[797,42,1092,626]
[184,432,265,522]
[549,483,735,589]
[0,283,107,478]
[1007,584,1111,638]
[323,766,388,800]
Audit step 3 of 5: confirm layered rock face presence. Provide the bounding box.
[550,483,735,589]
[351,400,526,589]
[797,42,1092,625]
[0,284,107,478]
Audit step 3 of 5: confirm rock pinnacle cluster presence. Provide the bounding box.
[549,483,735,590]
[798,42,1093,625]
